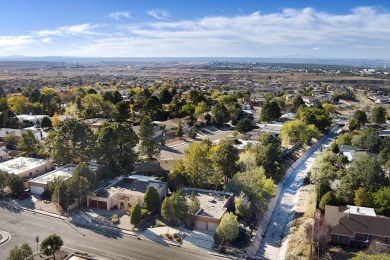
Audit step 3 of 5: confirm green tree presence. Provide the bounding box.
[73,162,96,187]
[337,156,388,204]
[115,101,130,122]
[40,234,63,260]
[260,101,281,123]
[167,160,188,191]
[352,128,380,153]
[235,118,253,133]
[130,203,142,227]
[319,191,338,210]
[68,176,90,206]
[17,130,42,157]
[335,133,352,145]
[7,242,33,260]
[371,105,387,124]
[140,137,159,160]
[177,121,184,137]
[0,171,8,197]
[49,118,96,164]
[188,190,200,215]
[139,115,154,140]
[235,193,251,222]
[212,102,229,126]
[7,175,24,194]
[159,88,173,104]
[4,133,19,150]
[144,186,160,211]
[181,141,218,189]
[354,187,371,207]
[213,143,239,183]
[291,96,305,112]
[41,117,52,128]
[95,122,138,174]
[215,212,240,243]
[161,190,188,224]
[188,126,197,139]
[280,120,320,145]
[143,96,162,119]
[330,142,339,154]
[81,94,104,118]
[352,252,390,260]
[253,134,284,181]
[373,187,390,216]
[352,110,367,128]
[194,101,209,115]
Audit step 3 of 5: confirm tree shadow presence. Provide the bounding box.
[0,199,24,213]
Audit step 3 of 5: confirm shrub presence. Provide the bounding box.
[141,208,149,218]
[41,190,52,200]
[319,191,338,210]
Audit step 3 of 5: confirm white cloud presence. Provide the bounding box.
[109,12,132,20]
[35,23,104,37]
[3,6,390,58]
[0,36,35,47]
[147,9,170,20]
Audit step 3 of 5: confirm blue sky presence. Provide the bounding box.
[1,0,390,58]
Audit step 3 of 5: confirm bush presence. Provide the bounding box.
[319,191,338,210]
[40,190,52,200]
[141,208,149,218]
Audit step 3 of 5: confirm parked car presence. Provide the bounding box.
[18,190,31,200]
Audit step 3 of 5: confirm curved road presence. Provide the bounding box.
[256,129,339,259]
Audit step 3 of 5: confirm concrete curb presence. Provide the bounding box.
[0,230,10,246]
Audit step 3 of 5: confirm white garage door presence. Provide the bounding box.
[208,222,218,231]
[30,185,45,195]
[195,221,207,230]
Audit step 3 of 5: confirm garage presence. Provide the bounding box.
[89,200,108,210]
[30,185,45,195]
[195,220,207,230]
[207,222,218,231]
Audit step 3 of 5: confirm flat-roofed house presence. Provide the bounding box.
[0,157,53,180]
[87,175,167,211]
[28,164,100,195]
[181,187,234,231]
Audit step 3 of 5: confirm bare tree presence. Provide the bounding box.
[305,219,332,257]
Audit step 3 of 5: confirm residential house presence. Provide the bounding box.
[87,175,167,211]
[133,160,175,178]
[338,144,377,161]
[182,187,234,231]
[0,157,53,180]
[28,164,100,195]
[379,130,390,139]
[325,205,390,247]
[301,96,319,107]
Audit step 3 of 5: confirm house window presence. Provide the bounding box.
[385,237,389,243]
[332,235,342,241]
[364,234,372,241]
[29,172,32,176]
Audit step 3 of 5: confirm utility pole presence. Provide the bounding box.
[57,189,60,217]
[310,167,318,260]
[35,236,39,255]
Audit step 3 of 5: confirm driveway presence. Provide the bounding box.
[256,129,339,260]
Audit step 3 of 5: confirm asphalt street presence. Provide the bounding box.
[256,129,339,260]
[0,207,220,260]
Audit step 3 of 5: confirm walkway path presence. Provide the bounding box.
[256,129,339,260]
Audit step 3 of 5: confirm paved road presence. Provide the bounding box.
[0,208,220,260]
[256,130,339,260]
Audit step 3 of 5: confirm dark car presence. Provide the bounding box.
[18,190,31,200]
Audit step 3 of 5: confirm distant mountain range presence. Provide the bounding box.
[0,55,389,67]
